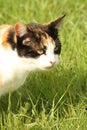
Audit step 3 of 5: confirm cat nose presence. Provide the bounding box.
[50,61,56,66]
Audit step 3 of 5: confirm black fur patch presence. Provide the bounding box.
[7,29,16,50]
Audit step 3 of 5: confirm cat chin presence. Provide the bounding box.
[43,67,54,70]
[39,65,55,70]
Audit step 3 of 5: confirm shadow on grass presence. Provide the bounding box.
[0,65,87,114]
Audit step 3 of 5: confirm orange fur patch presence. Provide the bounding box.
[0,25,9,30]
[0,25,16,49]
[41,33,55,46]
[2,26,15,49]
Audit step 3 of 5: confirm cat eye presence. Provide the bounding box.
[37,50,44,55]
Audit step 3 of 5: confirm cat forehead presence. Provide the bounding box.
[27,23,47,37]
[23,31,55,48]
[23,25,55,47]
[27,23,45,30]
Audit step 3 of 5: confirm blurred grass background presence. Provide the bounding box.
[0,0,87,129]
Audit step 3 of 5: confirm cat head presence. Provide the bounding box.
[15,15,65,69]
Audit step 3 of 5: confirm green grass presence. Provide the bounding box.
[0,0,87,129]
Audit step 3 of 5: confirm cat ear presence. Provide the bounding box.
[15,22,28,37]
[46,14,66,29]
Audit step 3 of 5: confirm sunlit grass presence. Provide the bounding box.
[0,0,87,129]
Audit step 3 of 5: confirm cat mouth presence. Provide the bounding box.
[43,65,55,70]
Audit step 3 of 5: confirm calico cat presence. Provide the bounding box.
[0,15,65,96]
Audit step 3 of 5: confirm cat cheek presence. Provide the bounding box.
[54,55,59,64]
[37,55,56,69]
[36,55,48,67]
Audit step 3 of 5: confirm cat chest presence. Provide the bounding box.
[0,49,27,94]
[0,72,28,96]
